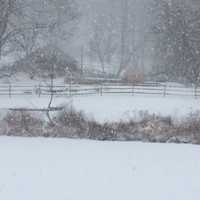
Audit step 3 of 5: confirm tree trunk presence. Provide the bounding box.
[117,0,129,77]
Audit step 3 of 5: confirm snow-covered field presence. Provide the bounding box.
[0,137,199,200]
[0,95,199,122]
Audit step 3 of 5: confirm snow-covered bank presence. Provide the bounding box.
[72,95,200,122]
[0,137,199,200]
[0,95,199,122]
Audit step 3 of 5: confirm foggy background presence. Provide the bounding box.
[1,0,200,86]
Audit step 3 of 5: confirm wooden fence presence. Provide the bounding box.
[0,83,199,98]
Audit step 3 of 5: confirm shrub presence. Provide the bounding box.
[3,111,44,136]
[47,106,89,138]
[0,108,200,145]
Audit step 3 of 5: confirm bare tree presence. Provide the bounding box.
[117,0,131,76]
[41,0,80,47]
[87,0,138,77]
[0,0,17,57]
[89,14,117,74]
[8,0,79,56]
[152,0,200,85]
[10,28,40,57]
[0,0,46,58]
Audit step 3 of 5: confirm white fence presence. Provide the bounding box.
[0,83,199,98]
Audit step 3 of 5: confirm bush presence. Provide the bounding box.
[3,111,44,137]
[174,111,200,144]
[47,106,89,138]
[0,108,200,145]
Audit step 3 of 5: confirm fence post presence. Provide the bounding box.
[70,84,72,96]
[132,85,134,96]
[163,85,167,97]
[9,84,11,98]
[38,84,41,97]
[99,86,103,96]
[194,86,197,99]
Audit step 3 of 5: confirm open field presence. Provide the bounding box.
[0,94,199,122]
[0,137,199,200]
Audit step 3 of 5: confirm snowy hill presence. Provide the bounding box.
[0,137,199,200]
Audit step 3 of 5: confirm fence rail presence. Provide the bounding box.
[0,83,199,98]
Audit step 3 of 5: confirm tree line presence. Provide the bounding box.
[1,0,200,86]
[0,0,79,59]
[151,0,200,86]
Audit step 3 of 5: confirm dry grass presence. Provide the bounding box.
[0,107,199,144]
